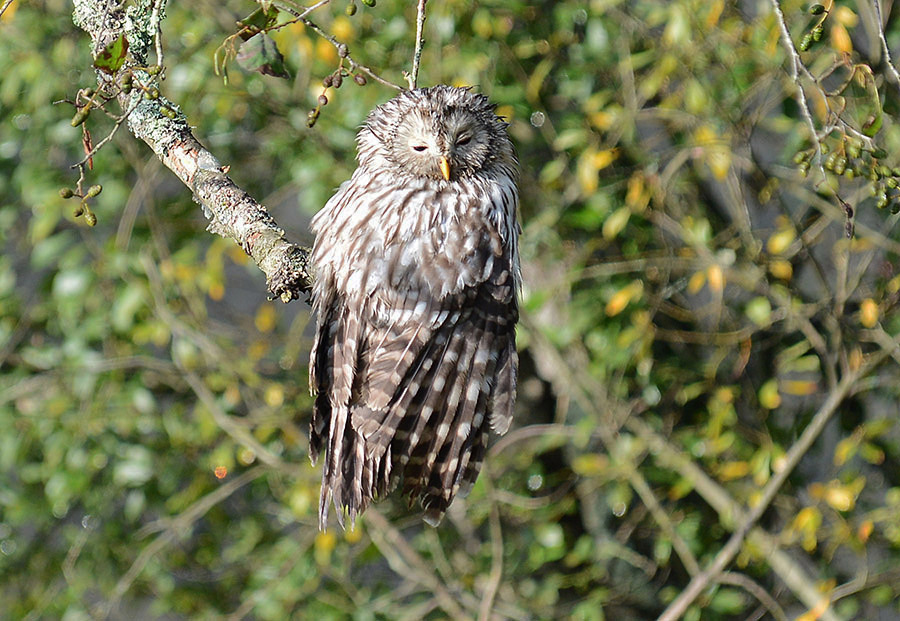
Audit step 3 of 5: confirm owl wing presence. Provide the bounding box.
[310,215,518,528]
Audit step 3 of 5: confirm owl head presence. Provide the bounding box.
[358,85,516,182]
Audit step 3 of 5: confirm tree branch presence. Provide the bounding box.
[72,0,312,302]
[407,0,428,89]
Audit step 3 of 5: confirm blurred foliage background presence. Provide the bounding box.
[4,0,900,619]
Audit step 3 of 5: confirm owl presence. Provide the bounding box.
[308,85,519,529]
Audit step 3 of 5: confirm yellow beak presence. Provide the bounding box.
[439,156,451,181]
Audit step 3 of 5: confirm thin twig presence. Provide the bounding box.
[873,0,900,92]
[658,348,890,621]
[0,0,14,18]
[717,572,788,621]
[408,0,428,89]
[478,467,504,621]
[769,0,825,179]
[301,16,403,90]
[73,92,143,168]
[364,509,470,619]
[150,0,165,67]
[97,467,266,619]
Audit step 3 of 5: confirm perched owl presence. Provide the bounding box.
[309,85,519,529]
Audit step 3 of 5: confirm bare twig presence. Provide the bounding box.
[364,510,470,619]
[72,0,312,301]
[150,0,164,67]
[523,318,845,620]
[658,348,890,621]
[873,0,900,91]
[301,17,403,90]
[478,467,504,621]
[717,572,788,621]
[0,0,14,18]
[97,467,267,619]
[769,0,825,180]
[408,0,428,89]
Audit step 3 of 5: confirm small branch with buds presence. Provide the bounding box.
[72,0,312,302]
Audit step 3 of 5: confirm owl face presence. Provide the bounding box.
[359,86,515,183]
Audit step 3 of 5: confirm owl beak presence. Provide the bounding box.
[439,156,451,181]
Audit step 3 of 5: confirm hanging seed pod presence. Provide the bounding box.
[71,106,90,127]
[59,188,75,199]
[834,156,847,176]
[354,74,367,85]
[346,1,357,15]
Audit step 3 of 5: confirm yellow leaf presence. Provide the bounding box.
[860,298,878,328]
[824,485,855,512]
[831,24,852,54]
[208,281,225,301]
[224,384,241,407]
[833,435,858,466]
[782,380,818,396]
[316,37,338,63]
[264,383,284,407]
[849,346,863,371]
[718,461,749,480]
[345,522,364,543]
[796,598,831,621]
[589,111,614,131]
[858,520,874,542]
[769,259,793,281]
[606,280,643,317]
[759,379,781,409]
[248,340,268,361]
[625,173,649,211]
[593,149,617,171]
[255,304,277,333]
[693,125,717,145]
[707,264,724,293]
[495,105,515,121]
[603,206,631,240]
[331,15,355,41]
[572,453,608,476]
[315,530,337,565]
[706,0,724,29]
[237,447,256,465]
[833,6,859,27]
[791,506,821,533]
[887,275,900,294]
[577,148,600,195]
[688,270,706,294]
[227,245,249,264]
[767,228,795,255]
[706,146,732,179]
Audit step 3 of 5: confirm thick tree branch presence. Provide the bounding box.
[72,0,312,302]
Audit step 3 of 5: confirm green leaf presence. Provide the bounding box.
[93,34,128,74]
[237,6,280,40]
[236,33,290,78]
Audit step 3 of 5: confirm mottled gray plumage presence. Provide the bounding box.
[309,85,520,529]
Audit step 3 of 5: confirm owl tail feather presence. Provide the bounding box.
[318,406,393,531]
